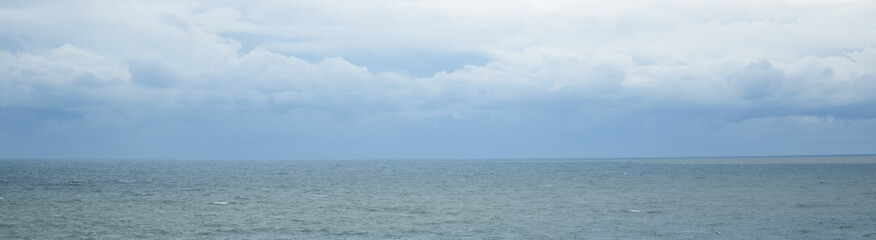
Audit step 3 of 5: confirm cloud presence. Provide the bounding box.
[1,0,876,159]
[129,59,179,88]
[731,59,785,100]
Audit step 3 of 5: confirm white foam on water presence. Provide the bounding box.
[211,201,229,205]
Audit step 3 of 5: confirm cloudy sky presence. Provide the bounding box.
[1,0,875,159]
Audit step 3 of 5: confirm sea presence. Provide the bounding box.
[1,156,875,239]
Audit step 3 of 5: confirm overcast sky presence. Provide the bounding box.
[1,0,875,159]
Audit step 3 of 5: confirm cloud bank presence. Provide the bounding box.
[1,0,875,159]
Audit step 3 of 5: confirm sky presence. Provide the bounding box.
[1,0,875,159]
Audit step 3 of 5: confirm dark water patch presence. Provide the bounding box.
[795,202,829,208]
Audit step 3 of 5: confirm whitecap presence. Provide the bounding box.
[626,209,641,213]
[211,201,229,205]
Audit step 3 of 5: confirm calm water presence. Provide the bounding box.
[1,157,875,239]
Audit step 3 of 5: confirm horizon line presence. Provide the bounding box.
[2,153,875,162]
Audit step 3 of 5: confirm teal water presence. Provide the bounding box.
[2,157,875,239]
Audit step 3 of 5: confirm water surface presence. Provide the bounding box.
[2,157,875,239]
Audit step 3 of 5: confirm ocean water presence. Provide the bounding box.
[1,157,875,239]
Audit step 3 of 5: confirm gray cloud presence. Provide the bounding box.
[129,59,178,88]
[731,60,784,100]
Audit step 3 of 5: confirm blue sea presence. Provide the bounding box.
[2,156,875,239]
